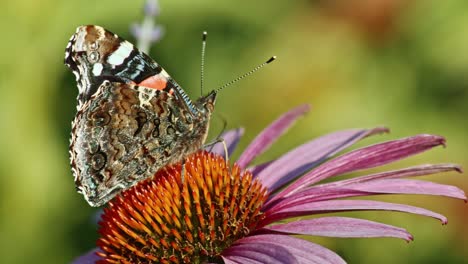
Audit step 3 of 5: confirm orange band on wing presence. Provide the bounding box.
[138,75,168,90]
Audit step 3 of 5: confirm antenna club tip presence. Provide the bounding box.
[202,31,208,40]
[266,56,277,63]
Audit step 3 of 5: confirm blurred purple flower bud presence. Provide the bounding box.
[144,0,160,17]
[130,0,164,53]
[130,23,142,39]
[131,23,164,43]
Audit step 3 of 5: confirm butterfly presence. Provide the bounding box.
[64,25,216,207]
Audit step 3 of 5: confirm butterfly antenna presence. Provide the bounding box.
[214,56,276,94]
[200,31,208,96]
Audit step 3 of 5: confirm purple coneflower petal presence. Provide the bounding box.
[237,104,310,169]
[271,134,446,202]
[264,216,413,241]
[257,127,388,192]
[226,234,346,264]
[266,188,372,212]
[316,163,462,188]
[208,128,245,157]
[262,200,448,225]
[221,257,241,264]
[71,248,101,264]
[346,179,467,200]
[265,164,464,212]
[249,160,274,175]
[222,242,298,264]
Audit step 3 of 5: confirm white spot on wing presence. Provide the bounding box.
[107,41,133,66]
[92,63,103,76]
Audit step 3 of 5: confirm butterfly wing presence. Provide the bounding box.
[64,25,200,114]
[65,25,217,206]
[70,81,201,206]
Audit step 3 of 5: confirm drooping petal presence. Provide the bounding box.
[316,163,462,188]
[248,160,274,176]
[208,128,245,157]
[261,200,447,226]
[237,104,310,169]
[257,127,388,192]
[226,234,346,264]
[71,248,102,264]
[263,217,413,241]
[221,257,242,264]
[345,179,467,200]
[271,134,446,202]
[222,242,299,263]
[264,164,464,211]
[262,187,375,212]
[265,188,373,212]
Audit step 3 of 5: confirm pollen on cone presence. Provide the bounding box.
[97,151,268,263]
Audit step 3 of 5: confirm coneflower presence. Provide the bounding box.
[73,104,465,264]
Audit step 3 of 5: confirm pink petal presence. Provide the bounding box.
[223,242,298,263]
[229,234,346,264]
[221,257,242,264]
[262,200,447,226]
[237,104,310,169]
[265,187,372,212]
[208,128,244,157]
[346,179,467,200]
[257,127,388,192]
[317,163,462,188]
[272,134,446,202]
[264,217,413,241]
[248,160,274,175]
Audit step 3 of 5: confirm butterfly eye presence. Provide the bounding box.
[88,51,100,63]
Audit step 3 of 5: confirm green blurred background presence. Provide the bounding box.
[1,0,467,263]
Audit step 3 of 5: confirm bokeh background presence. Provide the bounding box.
[1,0,467,263]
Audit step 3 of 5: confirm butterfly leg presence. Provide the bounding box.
[204,113,229,158]
[204,137,229,164]
[180,158,186,183]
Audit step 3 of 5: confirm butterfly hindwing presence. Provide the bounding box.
[70,81,204,206]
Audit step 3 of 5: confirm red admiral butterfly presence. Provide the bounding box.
[64,25,274,207]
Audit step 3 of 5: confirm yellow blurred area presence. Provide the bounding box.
[0,0,467,263]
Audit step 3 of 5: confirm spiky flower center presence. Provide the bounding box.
[97,151,268,263]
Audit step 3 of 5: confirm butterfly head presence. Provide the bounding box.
[196,90,217,115]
